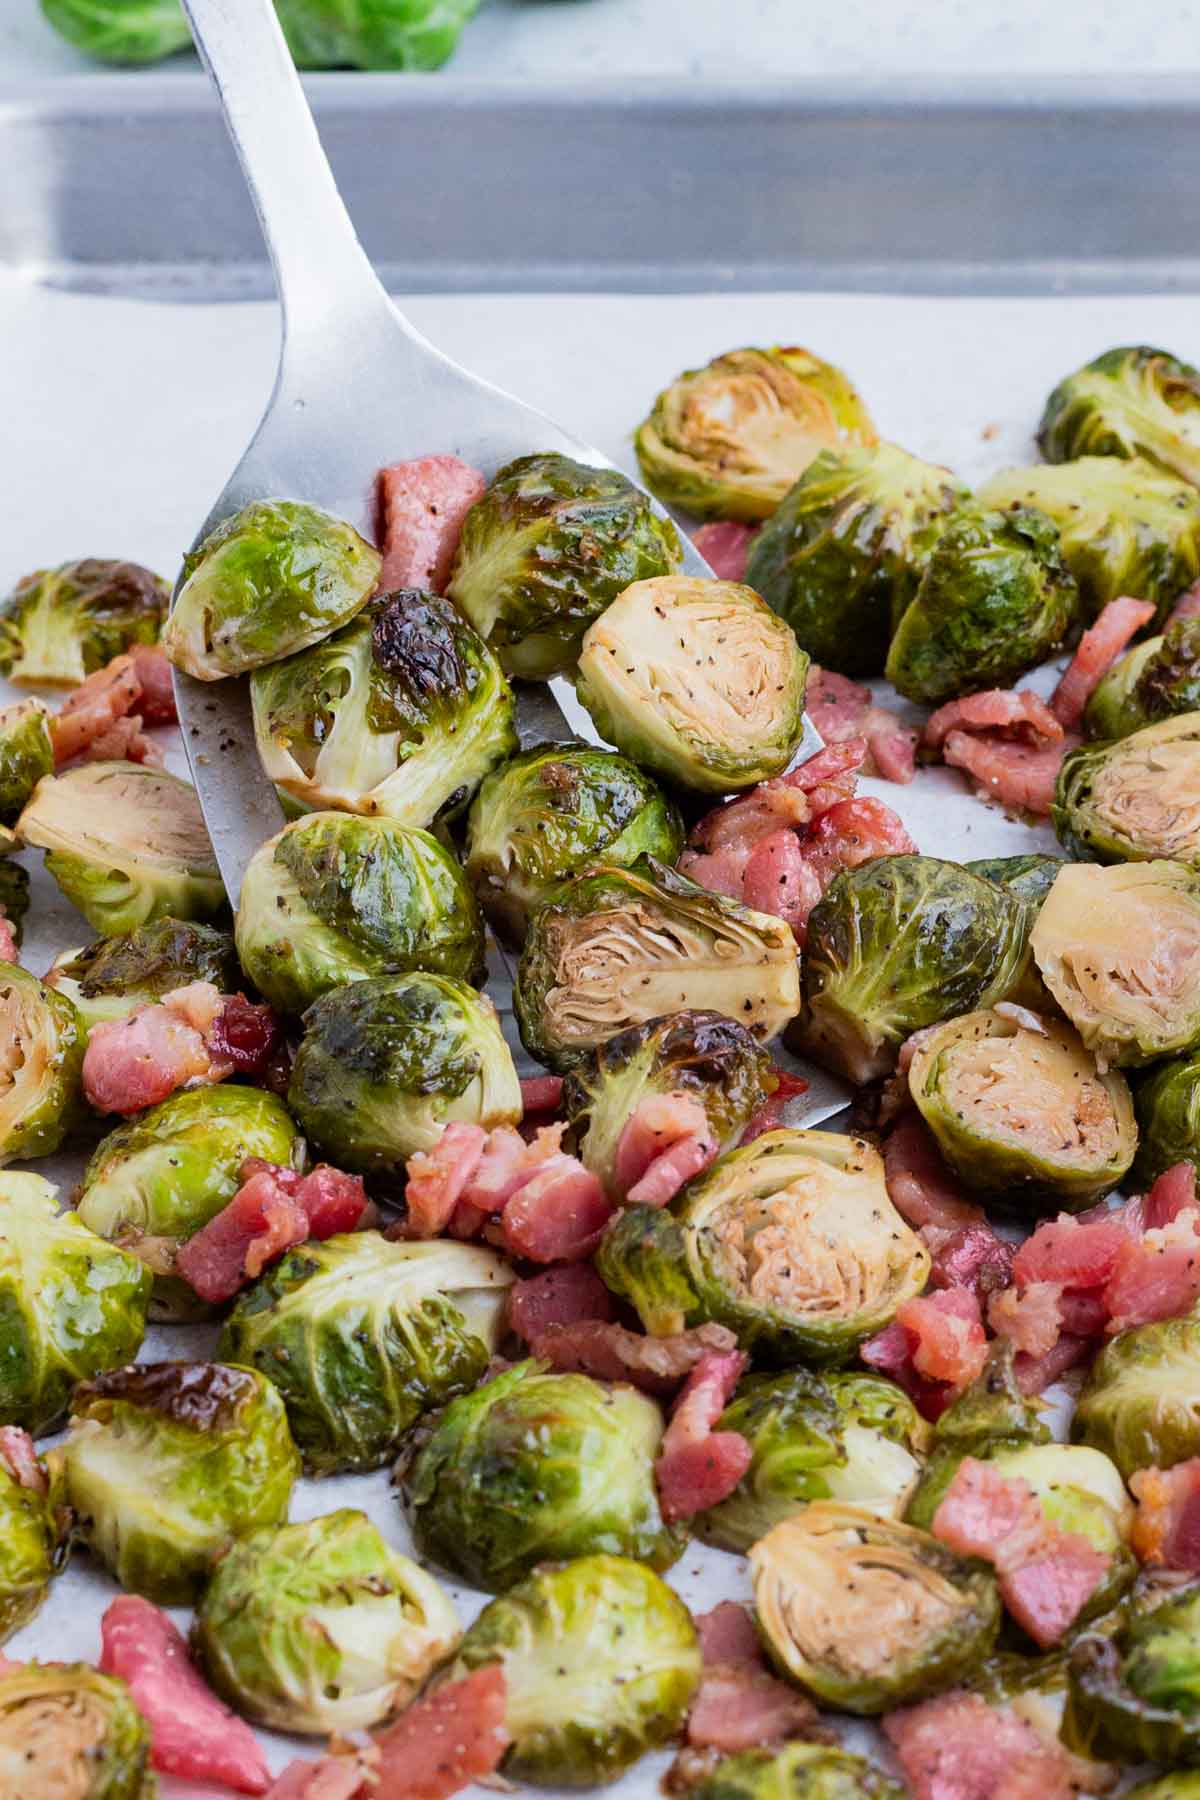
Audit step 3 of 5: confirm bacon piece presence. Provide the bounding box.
[884,1689,1089,1800]
[532,1319,739,1396]
[0,1427,44,1494]
[861,1290,988,1422]
[176,1161,367,1304]
[286,1162,368,1237]
[403,1123,488,1238]
[1051,595,1157,730]
[688,1600,822,1754]
[85,713,163,766]
[507,1264,614,1344]
[989,1280,1062,1358]
[1172,578,1200,623]
[1132,1459,1200,1572]
[469,1123,565,1212]
[741,827,823,935]
[207,994,282,1077]
[695,1601,761,1668]
[692,520,756,583]
[501,1155,613,1263]
[615,1089,718,1208]
[655,1348,751,1522]
[130,644,178,725]
[740,1070,810,1143]
[941,727,1080,817]
[50,655,141,765]
[801,796,918,885]
[805,666,918,783]
[519,1074,564,1116]
[1103,1211,1200,1333]
[1013,1331,1093,1396]
[376,456,487,595]
[99,1595,270,1794]
[1145,1160,1199,1227]
[884,1117,985,1235]
[922,688,1064,750]
[265,1758,374,1800]
[83,1001,212,1115]
[929,1222,1015,1301]
[371,1665,508,1800]
[1013,1210,1129,1291]
[0,917,18,966]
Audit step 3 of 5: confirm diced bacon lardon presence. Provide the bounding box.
[370,1665,509,1800]
[1050,594,1157,730]
[655,1348,751,1521]
[691,520,757,583]
[615,1090,718,1206]
[1131,1458,1200,1573]
[176,1160,367,1304]
[376,456,487,595]
[804,665,918,783]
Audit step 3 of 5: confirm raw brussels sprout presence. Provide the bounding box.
[219,1233,513,1474]
[795,854,1031,1084]
[402,1358,684,1589]
[1134,1050,1200,1187]
[0,1436,59,1641]
[44,917,238,1034]
[62,1361,299,1604]
[696,1367,932,1553]
[236,811,485,1015]
[575,575,809,792]
[0,1661,154,1798]
[1064,1578,1200,1765]
[1039,345,1200,486]
[274,0,479,69]
[904,1341,1050,1531]
[963,851,1066,907]
[464,743,683,943]
[1030,860,1200,1067]
[251,589,517,826]
[445,1553,699,1786]
[0,1173,151,1435]
[1055,713,1200,865]
[685,1744,905,1800]
[288,972,520,1174]
[515,857,800,1074]
[1073,1313,1200,1479]
[17,761,224,935]
[195,1509,460,1733]
[596,1130,930,1363]
[634,344,877,522]
[1085,616,1200,740]
[562,1008,775,1201]
[744,442,968,675]
[906,1008,1136,1212]
[0,558,167,688]
[446,452,683,680]
[885,505,1077,705]
[164,498,379,680]
[0,964,86,1164]
[750,1503,1001,1713]
[0,701,52,826]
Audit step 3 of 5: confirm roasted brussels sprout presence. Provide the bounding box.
[0,559,166,688]
[1125,1776,1200,1798]
[634,344,877,522]
[0,701,52,828]
[219,1233,513,1474]
[0,1435,57,1642]
[1030,860,1200,1067]
[750,1504,1000,1713]
[1040,345,1200,486]
[288,972,520,1174]
[1134,1050,1200,1186]
[44,917,238,1034]
[0,965,86,1164]
[195,1508,459,1733]
[1073,1313,1200,1479]
[562,1008,774,1201]
[402,1359,683,1589]
[575,575,809,792]
[685,1744,905,1800]
[1064,1578,1200,1765]
[251,589,517,826]
[964,851,1067,907]
[0,864,29,946]
[744,442,968,675]
[1055,713,1200,866]
[596,1130,930,1363]
[236,811,484,1015]
[17,761,224,935]
[697,1367,931,1553]
[164,498,379,680]
[63,1361,298,1604]
[515,857,800,1074]
[446,452,682,680]
[464,743,683,943]
[0,1661,154,1798]
[1085,616,1200,740]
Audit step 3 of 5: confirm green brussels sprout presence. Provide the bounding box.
[744,442,968,675]
[1030,860,1200,1067]
[1055,713,1200,866]
[0,864,29,948]
[40,0,191,62]
[0,701,52,827]
[1073,1313,1200,1479]
[0,964,86,1163]
[750,1503,1001,1713]
[685,1743,905,1800]
[1085,616,1200,740]
[1039,345,1200,486]
[885,505,1077,706]
[905,1007,1136,1212]
[904,1341,1051,1531]
[464,742,683,944]
[1063,1578,1200,1765]
[236,811,485,1015]
[1134,1050,1200,1187]
[63,1360,299,1605]
[194,1508,460,1733]
[794,854,1032,1084]
[17,761,224,935]
[0,1661,154,1797]
[219,1233,513,1474]
[634,344,877,522]
[0,1436,59,1642]
[596,1130,930,1363]
[287,972,520,1175]
[963,851,1067,907]
[164,498,380,680]
[44,917,239,1034]
[575,575,809,792]
[1125,1776,1200,1798]
[402,1359,684,1590]
[515,857,800,1074]
[0,559,167,688]
[696,1367,932,1553]
[274,0,479,69]
[562,1008,775,1202]
[251,589,517,826]
[445,1553,699,1786]
[446,452,683,680]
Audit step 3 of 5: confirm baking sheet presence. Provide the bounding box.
[4,280,1198,1797]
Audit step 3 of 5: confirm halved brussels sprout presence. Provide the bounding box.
[288,972,520,1175]
[0,558,167,688]
[562,1008,775,1202]
[446,452,682,680]
[744,442,968,675]
[964,851,1067,907]
[596,1130,930,1364]
[634,344,877,522]
[0,1435,58,1642]
[1055,713,1200,866]
[1064,1579,1200,1765]
[575,575,809,792]
[1134,1050,1200,1188]
[464,743,684,944]
[250,590,517,826]
[1073,1313,1200,1479]
[164,498,380,679]
[62,1361,299,1604]
[195,1509,460,1733]
[44,917,239,1034]
[0,965,86,1164]
[218,1233,513,1474]
[1030,860,1200,1067]
[0,1661,154,1798]
[903,1341,1050,1531]
[0,701,52,826]
[445,1552,699,1786]
[515,857,800,1074]
[1085,616,1200,740]
[750,1503,1000,1713]
[697,1367,931,1553]
[236,811,485,1015]
[1039,345,1200,486]
[685,1744,905,1800]
[402,1359,684,1590]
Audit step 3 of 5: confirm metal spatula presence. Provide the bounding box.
[173,0,849,1125]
